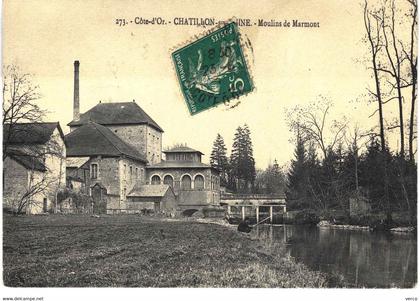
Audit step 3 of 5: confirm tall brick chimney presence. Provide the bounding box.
[73,60,80,120]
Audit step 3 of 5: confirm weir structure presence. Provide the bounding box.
[221,194,287,224]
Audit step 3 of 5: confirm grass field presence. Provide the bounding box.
[3,215,332,287]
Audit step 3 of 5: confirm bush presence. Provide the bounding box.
[293,209,320,225]
[319,210,349,225]
[349,213,387,227]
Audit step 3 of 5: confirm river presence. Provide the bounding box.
[251,225,417,288]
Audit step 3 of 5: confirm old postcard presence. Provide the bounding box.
[1,0,418,299]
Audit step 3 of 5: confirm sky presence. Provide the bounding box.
[3,0,411,168]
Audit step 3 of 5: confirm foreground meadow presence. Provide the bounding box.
[3,215,332,287]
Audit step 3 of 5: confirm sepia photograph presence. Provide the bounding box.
[1,0,418,298]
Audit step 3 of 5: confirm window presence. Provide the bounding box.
[181,175,192,190]
[151,175,161,185]
[195,175,204,190]
[135,167,138,179]
[91,164,98,179]
[129,166,133,180]
[163,175,174,188]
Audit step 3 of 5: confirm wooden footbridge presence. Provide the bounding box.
[221,194,287,224]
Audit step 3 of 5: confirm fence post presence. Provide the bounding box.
[269,206,273,224]
[242,206,245,221]
[256,206,259,224]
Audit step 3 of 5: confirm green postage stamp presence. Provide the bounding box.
[172,22,254,115]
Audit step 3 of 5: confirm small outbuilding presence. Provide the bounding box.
[127,184,177,214]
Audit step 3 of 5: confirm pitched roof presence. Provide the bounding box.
[6,148,46,172]
[66,157,90,168]
[3,122,64,145]
[147,160,213,169]
[67,101,163,132]
[65,122,147,163]
[163,146,204,155]
[128,184,172,198]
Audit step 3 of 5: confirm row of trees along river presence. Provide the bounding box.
[210,0,418,228]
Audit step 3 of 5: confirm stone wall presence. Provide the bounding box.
[88,157,121,196]
[86,156,147,206]
[3,157,48,214]
[118,157,147,202]
[106,124,162,165]
[126,200,156,211]
[3,157,29,211]
[44,128,67,204]
[145,126,162,164]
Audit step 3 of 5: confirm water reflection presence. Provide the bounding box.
[251,225,417,288]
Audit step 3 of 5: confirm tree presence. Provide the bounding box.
[365,0,418,160]
[230,124,256,192]
[241,124,256,189]
[287,130,308,206]
[343,125,367,191]
[3,65,45,160]
[359,137,392,211]
[405,0,418,162]
[265,159,286,194]
[362,0,418,222]
[286,97,347,161]
[256,160,287,195]
[378,0,406,156]
[16,170,56,214]
[210,133,229,186]
[7,143,65,215]
[364,0,387,151]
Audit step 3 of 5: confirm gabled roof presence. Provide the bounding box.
[66,157,90,168]
[6,148,46,172]
[67,101,163,132]
[65,122,147,163]
[147,160,213,169]
[3,122,64,145]
[163,146,204,155]
[128,184,172,198]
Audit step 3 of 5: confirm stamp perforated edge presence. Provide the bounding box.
[169,17,256,115]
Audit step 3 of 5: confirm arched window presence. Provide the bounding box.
[163,175,174,188]
[181,175,191,190]
[151,175,161,185]
[195,175,204,190]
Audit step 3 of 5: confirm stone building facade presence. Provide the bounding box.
[3,122,66,214]
[64,60,220,214]
[65,122,149,213]
[146,147,221,209]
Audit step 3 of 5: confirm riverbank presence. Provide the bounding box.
[3,214,337,287]
[282,209,417,230]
